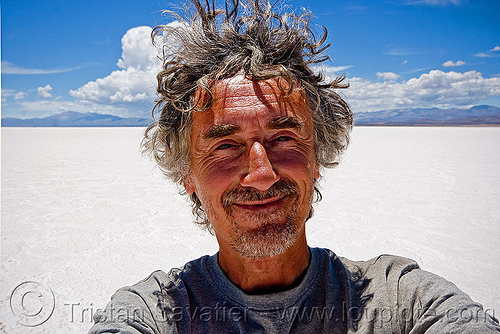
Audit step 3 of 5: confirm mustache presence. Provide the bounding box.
[222,179,299,208]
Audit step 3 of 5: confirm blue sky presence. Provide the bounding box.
[1,0,499,119]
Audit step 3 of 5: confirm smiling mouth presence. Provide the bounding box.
[233,196,285,210]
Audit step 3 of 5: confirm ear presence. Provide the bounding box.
[183,174,196,195]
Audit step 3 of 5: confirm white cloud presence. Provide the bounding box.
[37,85,53,98]
[1,89,15,98]
[16,99,131,116]
[442,60,465,67]
[404,67,432,74]
[405,0,465,5]
[7,23,184,118]
[339,70,500,112]
[14,92,28,100]
[70,26,163,107]
[13,22,499,120]
[1,61,80,75]
[474,46,500,58]
[376,72,400,81]
[474,52,494,58]
[70,67,156,104]
[385,47,426,56]
[312,65,353,75]
[116,26,159,71]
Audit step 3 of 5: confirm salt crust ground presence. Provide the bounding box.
[1,127,499,333]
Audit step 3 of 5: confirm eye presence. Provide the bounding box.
[214,142,239,151]
[266,135,296,149]
[274,136,293,142]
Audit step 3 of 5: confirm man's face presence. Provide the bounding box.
[184,76,319,258]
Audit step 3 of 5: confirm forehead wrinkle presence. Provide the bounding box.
[198,77,311,141]
[252,79,278,111]
[211,77,284,111]
[213,92,282,110]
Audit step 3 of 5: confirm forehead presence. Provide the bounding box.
[192,76,312,130]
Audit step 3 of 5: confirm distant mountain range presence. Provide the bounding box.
[1,111,152,127]
[354,105,500,126]
[2,106,500,127]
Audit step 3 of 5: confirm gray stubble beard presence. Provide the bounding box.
[227,199,300,259]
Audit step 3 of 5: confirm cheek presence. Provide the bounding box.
[269,148,317,208]
[269,146,316,178]
[190,155,242,200]
[195,157,242,184]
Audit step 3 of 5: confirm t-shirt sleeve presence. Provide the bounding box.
[396,264,500,333]
[88,270,185,334]
[344,254,500,333]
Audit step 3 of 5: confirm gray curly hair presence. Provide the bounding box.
[143,0,353,231]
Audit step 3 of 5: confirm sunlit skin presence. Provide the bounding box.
[184,75,320,293]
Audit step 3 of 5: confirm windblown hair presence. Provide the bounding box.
[143,0,353,230]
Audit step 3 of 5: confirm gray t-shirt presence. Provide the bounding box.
[89,248,499,333]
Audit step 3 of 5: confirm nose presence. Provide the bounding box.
[240,141,280,191]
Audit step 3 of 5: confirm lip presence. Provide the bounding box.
[233,196,284,210]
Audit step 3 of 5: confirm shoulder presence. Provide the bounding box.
[317,249,500,333]
[316,248,420,284]
[89,257,209,334]
[113,255,211,304]
[338,253,420,278]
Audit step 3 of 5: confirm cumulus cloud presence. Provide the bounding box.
[442,60,465,67]
[116,26,159,71]
[14,92,28,100]
[492,46,500,52]
[70,26,163,107]
[35,23,499,119]
[70,67,155,104]
[68,22,195,116]
[4,23,186,117]
[376,72,400,81]
[339,70,500,112]
[37,85,53,98]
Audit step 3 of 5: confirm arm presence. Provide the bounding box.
[397,267,500,333]
[88,270,187,334]
[89,287,162,334]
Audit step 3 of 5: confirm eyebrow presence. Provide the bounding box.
[202,116,303,140]
[203,124,240,139]
[268,117,304,130]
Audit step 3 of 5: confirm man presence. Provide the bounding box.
[90,0,499,333]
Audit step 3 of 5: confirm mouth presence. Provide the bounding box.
[233,196,285,210]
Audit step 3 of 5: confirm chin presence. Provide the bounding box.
[230,218,299,259]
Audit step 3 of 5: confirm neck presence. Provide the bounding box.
[217,235,310,294]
